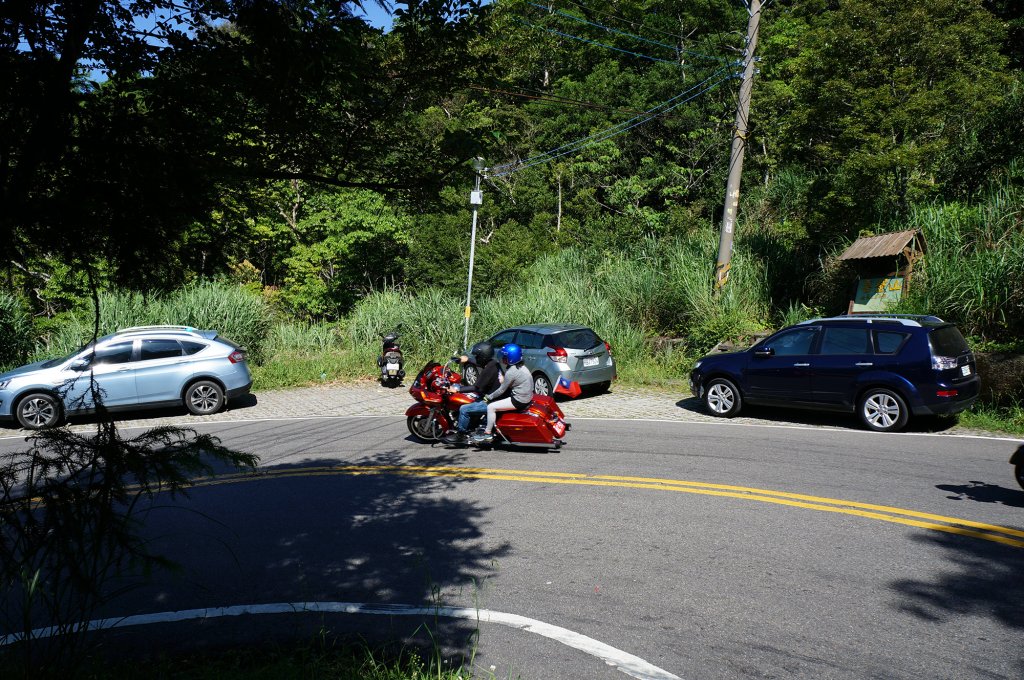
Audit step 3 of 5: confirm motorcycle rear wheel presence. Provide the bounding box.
[407,414,444,442]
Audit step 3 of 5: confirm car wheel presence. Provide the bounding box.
[704,378,742,417]
[16,392,62,430]
[407,413,443,442]
[185,380,225,416]
[533,373,552,396]
[859,388,909,433]
[462,364,479,386]
[594,381,611,394]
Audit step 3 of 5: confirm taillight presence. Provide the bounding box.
[546,346,568,363]
[228,350,246,364]
[604,341,612,356]
[936,389,959,398]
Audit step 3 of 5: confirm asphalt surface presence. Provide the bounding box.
[1,382,1022,679]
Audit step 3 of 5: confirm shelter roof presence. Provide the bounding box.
[838,229,924,261]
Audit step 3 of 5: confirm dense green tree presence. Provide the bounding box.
[279,189,410,319]
[755,0,1009,236]
[1,0,482,296]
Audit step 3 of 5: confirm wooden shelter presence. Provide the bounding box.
[838,229,926,314]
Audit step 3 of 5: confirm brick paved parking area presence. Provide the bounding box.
[0,380,991,437]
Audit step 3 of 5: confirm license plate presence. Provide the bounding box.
[583,356,599,367]
[961,365,971,376]
[552,421,566,437]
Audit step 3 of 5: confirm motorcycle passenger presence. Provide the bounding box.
[442,342,501,445]
[472,343,533,445]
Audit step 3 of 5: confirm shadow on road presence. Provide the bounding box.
[675,397,960,433]
[91,448,509,667]
[889,530,1024,676]
[935,481,1024,508]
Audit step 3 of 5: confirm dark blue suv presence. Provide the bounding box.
[689,315,979,432]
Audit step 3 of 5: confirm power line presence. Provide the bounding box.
[516,17,683,66]
[491,69,736,177]
[467,84,697,120]
[556,0,689,43]
[527,2,724,63]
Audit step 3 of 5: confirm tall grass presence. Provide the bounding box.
[0,291,34,371]
[343,228,772,386]
[35,282,274,361]
[897,178,1024,340]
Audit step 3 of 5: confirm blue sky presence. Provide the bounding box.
[353,4,396,31]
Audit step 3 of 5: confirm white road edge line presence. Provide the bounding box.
[0,602,682,680]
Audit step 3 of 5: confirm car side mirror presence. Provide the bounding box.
[754,347,774,357]
[69,358,91,371]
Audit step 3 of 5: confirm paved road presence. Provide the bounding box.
[0,379,998,437]
[1,383,1022,679]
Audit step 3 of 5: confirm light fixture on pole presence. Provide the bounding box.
[463,157,485,350]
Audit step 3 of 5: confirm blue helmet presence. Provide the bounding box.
[501,343,523,365]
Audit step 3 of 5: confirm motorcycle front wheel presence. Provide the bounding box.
[407,413,444,442]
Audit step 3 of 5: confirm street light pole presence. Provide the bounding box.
[463,158,485,350]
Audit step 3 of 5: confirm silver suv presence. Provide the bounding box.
[0,326,253,429]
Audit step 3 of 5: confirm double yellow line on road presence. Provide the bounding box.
[189,464,1024,549]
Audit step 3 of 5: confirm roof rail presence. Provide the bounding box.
[115,325,201,335]
[809,313,946,327]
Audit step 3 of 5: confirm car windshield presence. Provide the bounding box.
[39,340,96,368]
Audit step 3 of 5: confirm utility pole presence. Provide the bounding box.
[463,158,485,350]
[715,0,761,292]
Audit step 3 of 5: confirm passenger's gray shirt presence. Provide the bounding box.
[486,364,533,406]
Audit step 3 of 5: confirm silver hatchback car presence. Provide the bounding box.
[0,326,253,429]
[464,324,616,397]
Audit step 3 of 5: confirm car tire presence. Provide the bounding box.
[858,388,909,433]
[462,364,479,387]
[594,381,612,394]
[407,413,443,442]
[185,380,225,416]
[533,373,553,396]
[704,378,742,418]
[16,392,62,430]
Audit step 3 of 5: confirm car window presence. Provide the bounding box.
[767,328,818,356]
[92,341,134,366]
[140,338,183,360]
[517,331,543,349]
[181,340,207,355]
[875,331,910,355]
[550,328,602,350]
[928,326,969,356]
[490,330,518,347]
[819,327,871,355]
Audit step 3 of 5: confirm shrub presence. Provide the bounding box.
[0,292,33,370]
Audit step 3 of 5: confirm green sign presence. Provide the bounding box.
[852,276,904,312]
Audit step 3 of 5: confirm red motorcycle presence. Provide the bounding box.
[405,359,570,449]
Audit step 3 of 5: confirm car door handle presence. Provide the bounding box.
[793,363,810,367]
[855,362,874,366]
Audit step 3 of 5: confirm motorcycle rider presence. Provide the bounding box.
[441,342,501,445]
[471,343,533,445]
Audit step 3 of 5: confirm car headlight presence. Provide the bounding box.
[693,360,703,370]
[0,380,9,390]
